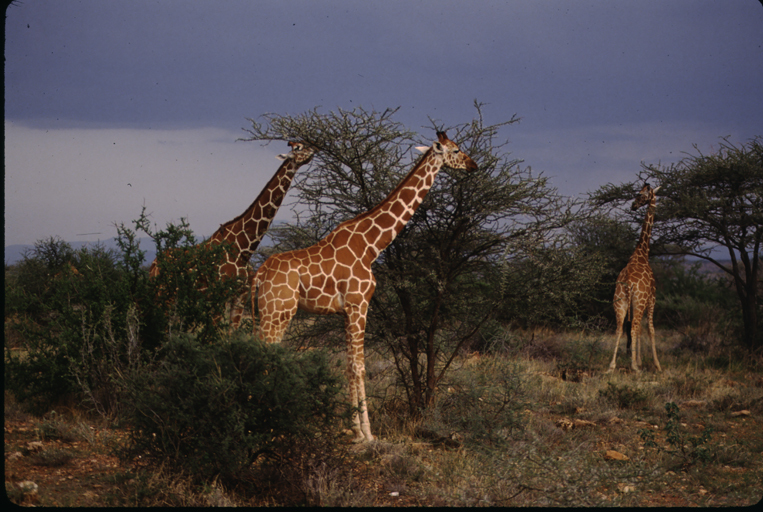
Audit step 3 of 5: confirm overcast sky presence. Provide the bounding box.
[4,0,763,251]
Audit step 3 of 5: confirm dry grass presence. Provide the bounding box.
[5,328,762,507]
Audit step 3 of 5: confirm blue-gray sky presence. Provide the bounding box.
[5,0,763,248]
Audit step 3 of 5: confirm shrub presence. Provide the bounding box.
[655,261,738,352]
[599,382,651,409]
[118,332,351,482]
[422,356,527,449]
[640,402,716,467]
[4,212,244,417]
[4,238,133,414]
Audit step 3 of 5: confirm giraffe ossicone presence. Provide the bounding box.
[149,141,315,326]
[252,131,478,442]
[608,183,663,373]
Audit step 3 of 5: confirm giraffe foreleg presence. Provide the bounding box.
[344,304,374,442]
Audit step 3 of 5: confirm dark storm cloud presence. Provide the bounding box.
[4,0,763,247]
[6,0,760,131]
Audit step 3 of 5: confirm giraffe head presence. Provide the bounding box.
[631,183,661,210]
[277,141,315,165]
[416,131,478,171]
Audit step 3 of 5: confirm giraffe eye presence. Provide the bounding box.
[453,149,460,154]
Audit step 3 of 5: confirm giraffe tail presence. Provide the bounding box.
[626,282,635,323]
[625,284,635,351]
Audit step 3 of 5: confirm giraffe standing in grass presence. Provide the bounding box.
[149,141,315,326]
[252,132,478,442]
[608,183,663,373]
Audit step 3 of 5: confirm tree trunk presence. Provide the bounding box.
[397,286,424,415]
[730,249,760,351]
[424,293,443,409]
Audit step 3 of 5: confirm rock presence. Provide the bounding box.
[730,410,751,417]
[557,418,596,430]
[605,450,629,461]
[25,441,44,453]
[16,480,38,495]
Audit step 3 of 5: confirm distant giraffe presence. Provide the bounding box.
[608,183,663,373]
[252,132,478,442]
[149,141,315,325]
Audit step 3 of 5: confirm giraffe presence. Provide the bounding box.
[149,141,315,326]
[607,183,663,373]
[252,132,478,442]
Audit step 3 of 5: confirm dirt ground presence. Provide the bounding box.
[5,400,762,507]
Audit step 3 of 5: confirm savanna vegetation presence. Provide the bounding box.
[5,107,762,506]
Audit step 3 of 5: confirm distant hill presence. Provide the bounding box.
[4,238,157,267]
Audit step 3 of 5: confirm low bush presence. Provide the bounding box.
[422,356,527,448]
[598,382,651,409]
[640,402,716,468]
[4,212,244,417]
[118,332,351,482]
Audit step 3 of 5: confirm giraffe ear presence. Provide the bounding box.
[431,141,444,154]
[276,153,289,161]
[652,185,661,194]
[414,146,430,153]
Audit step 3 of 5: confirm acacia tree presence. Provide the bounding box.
[242,103,588,413]
[593,136,763,351]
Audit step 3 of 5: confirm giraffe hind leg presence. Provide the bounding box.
[608,293,629,373]
[608,326,624,373]
[254,279,297,344]
[646,301,661,372]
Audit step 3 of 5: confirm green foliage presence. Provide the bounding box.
[4,236,138,414]
[118,332,350,482]
[655,259,738,352]
[35,410,94,443]
[133,207,244,344]
[421,356,527,449]
[565,212,641,324]
[599,382,651,409]
[640,402,716,467]
[4,209,245,416]
[497,242,609,329]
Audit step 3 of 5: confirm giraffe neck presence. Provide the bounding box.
[208,159,299,264]
[343,149,443,263]
[633,197,656,260]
